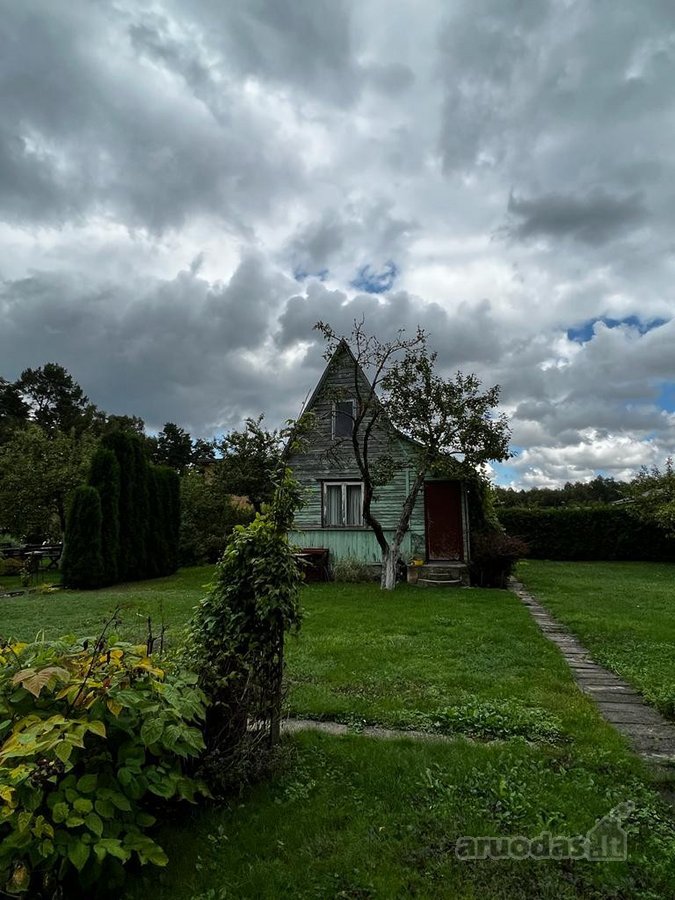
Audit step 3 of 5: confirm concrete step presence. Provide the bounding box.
[408,563,469,587]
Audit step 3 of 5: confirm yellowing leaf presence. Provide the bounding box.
[9,863,30,893]
[12,666,69,698]
[107,699,123,717]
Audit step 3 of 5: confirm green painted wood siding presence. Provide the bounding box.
[287,345,426,562]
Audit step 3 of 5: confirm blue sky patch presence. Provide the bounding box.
[350,261,399,294]
[656,382,675,413]
[567,315,667,344]
[293,266,329,282]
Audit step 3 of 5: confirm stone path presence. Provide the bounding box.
[510,579,675,804]
[282,718,456,743]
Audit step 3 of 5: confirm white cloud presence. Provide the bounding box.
[2,0,675,487]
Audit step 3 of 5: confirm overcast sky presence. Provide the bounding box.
[2,0,675,487]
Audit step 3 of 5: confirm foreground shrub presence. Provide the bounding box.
[184,469,304,794]
[469,529,529,588]
[0,632,207,896]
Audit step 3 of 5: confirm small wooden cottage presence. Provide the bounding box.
[286,342,471,583]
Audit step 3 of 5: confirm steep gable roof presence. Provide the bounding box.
[301,340,368,416]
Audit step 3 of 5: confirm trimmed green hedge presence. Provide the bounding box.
[63,432,180,588]
[498,505,675,561]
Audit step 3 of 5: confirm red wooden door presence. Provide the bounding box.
[424,481,464,561]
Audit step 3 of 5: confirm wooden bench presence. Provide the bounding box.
[0,544,63,571]
[295,548,330,582]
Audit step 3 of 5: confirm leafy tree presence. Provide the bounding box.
[630,458,675,537]
[315,320,511,590]
[15,363,96,434]
[153,422,194,473]
[494,475,628,509]
[0,377,28,444]
[99,414,147,436]
[0,425,96,540]
[217,416,282,512]
[179,469,254,564]
[191,437,216,469]
[61,486,104,588]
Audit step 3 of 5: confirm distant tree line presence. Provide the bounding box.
[494,475,629,509]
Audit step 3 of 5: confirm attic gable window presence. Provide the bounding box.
[333,399,355,439]
[323,481,363,527]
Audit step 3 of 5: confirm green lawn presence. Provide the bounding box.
[0,566,213,645]
[285,583,612,749]
[3,569,674,897]
[517,560,675,720]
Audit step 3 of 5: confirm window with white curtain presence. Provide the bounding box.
[323,481,363,526]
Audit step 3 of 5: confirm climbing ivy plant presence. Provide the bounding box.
[184,467,304,792]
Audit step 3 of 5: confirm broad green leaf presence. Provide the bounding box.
[77,774,97,793]
[109,792,131,812]
[97,837,130,861]
[52,801,68,824]
[65,814,85,828]
[55,740,73,764]
[68,839,90,871]
[140,718,163,747]
[87,720,106,739]
[84,812,103,838]
[73,797,93,814]
[94,798,115,819]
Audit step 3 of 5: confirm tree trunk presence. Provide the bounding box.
[380,546,398,590]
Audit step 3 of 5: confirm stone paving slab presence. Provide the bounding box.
[510,579,675,804]
[281,718,458,743]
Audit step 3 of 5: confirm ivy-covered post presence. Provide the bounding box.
[184,467,304,792]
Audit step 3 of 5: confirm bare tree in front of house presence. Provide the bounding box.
[315,319,512,590]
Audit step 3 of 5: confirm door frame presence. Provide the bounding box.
[423,479,469,562]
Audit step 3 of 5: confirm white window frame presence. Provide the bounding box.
[332,399,356,439]
[322,480,364,527]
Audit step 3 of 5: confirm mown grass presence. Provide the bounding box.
[126,730,674,900]
[286,583,611,750]
[3,568,674,897]
[0,566,213,645]
[518,560,675,720]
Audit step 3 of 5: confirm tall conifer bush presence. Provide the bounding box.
[63,431,181,588]
[88,447,120,585]
[101,431,137,581]
[61,486,104,588]
[131,436,150,579]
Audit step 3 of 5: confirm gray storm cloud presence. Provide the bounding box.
[1,0,675,485]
